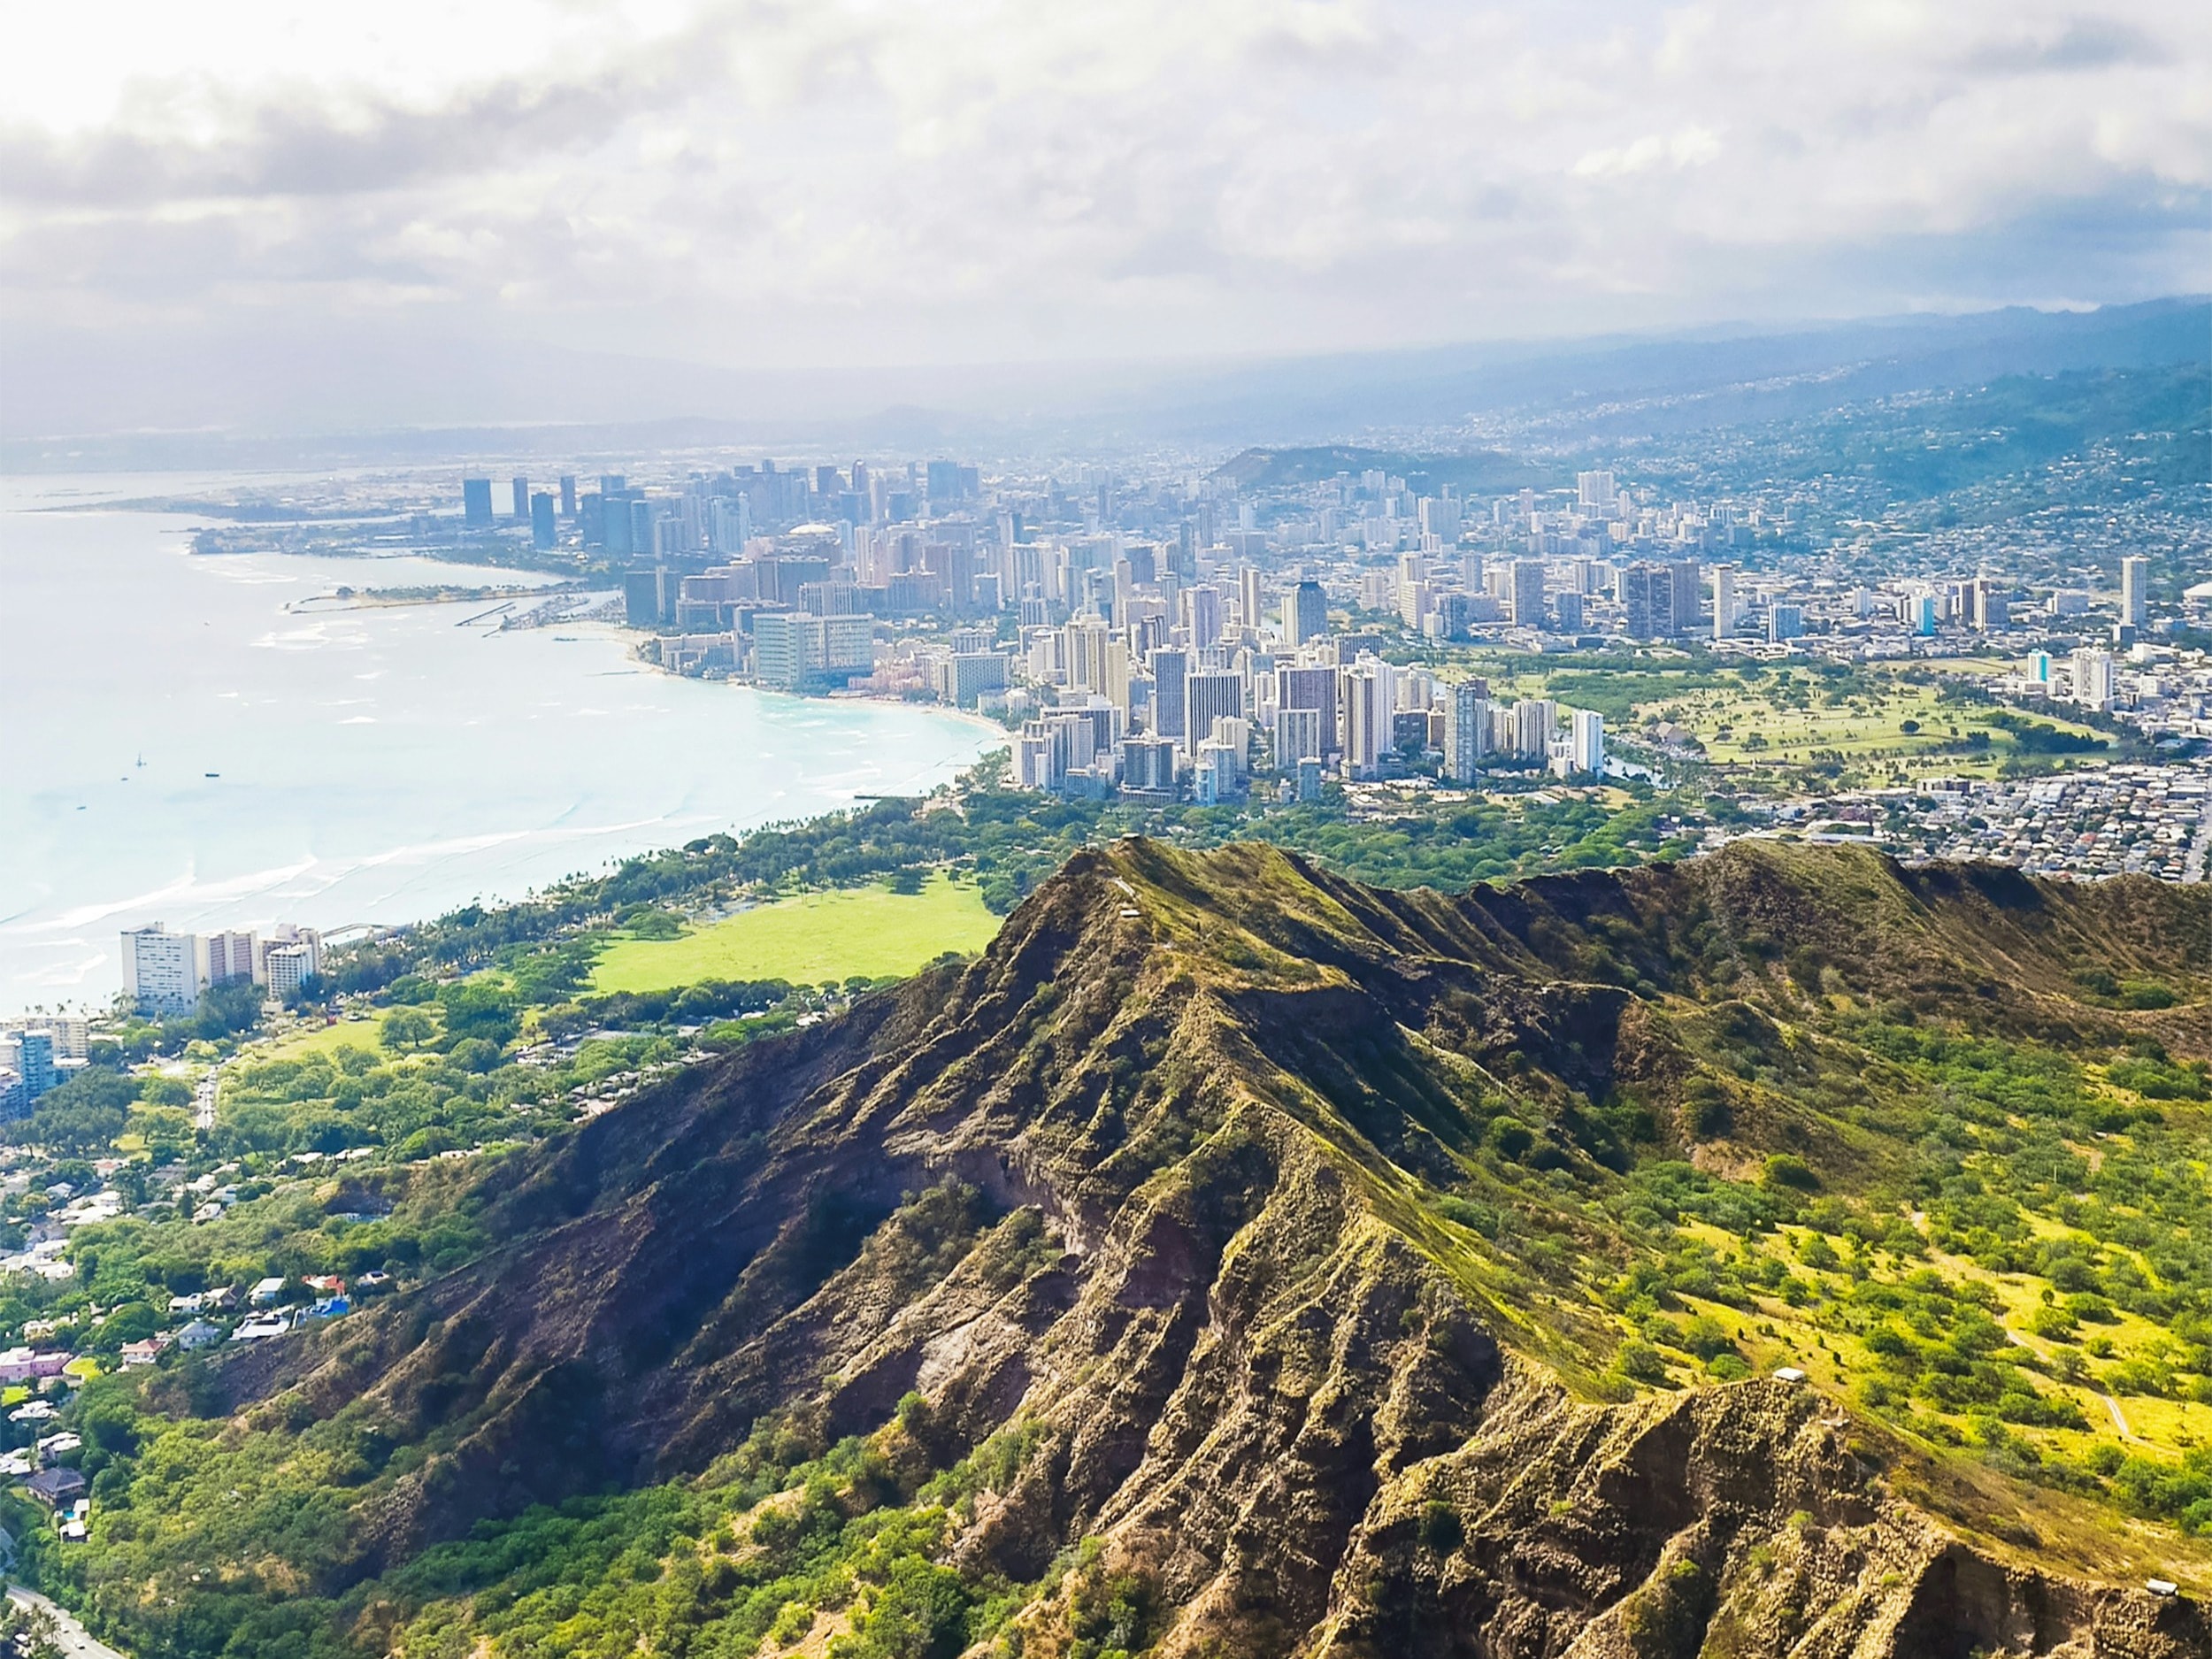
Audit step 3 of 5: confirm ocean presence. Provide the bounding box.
[0,474,998,1017]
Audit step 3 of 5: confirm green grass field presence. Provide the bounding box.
[588,876,1002,995]
[255,1016,388,1064]
[1636,670,2105,775]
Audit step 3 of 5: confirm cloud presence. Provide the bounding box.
[0,0,2204,399]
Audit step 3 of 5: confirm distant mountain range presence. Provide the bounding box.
[1,296,2203,470]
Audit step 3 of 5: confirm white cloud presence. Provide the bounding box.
[0,0,2204,384]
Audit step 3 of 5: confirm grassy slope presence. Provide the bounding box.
[588,875,1002,995]
[30,842,2212,1658]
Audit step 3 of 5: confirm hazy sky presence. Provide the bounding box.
[4,0,2207,378]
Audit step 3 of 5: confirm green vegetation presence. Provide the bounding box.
[9,801,2208,1655]
[1463,656,2116,793]
[589,875,1002,995]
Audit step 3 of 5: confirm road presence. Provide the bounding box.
[192,1069,218,1133]
[2185,791,2212,884]
[2097,1390,2147,1446]
[5,1586,127,1659]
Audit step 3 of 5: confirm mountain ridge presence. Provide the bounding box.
[158,839,2212,1656]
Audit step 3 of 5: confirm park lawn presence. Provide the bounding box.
[253,1017,388,1065]
[1646,672,2103,772]
[588,875,1002,995]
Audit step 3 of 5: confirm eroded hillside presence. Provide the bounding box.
[53,842,2212,1656]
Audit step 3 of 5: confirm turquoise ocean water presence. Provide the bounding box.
[0,475,996,1016]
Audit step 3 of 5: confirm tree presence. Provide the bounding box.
[380,1009,435,1052]
[438,982,518,1048]
[194,979,264,1041]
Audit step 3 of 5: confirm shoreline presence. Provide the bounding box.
[0,514,996,1021]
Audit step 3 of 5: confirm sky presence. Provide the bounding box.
[1,0,2207,430]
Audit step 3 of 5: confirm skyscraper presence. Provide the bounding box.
[204,930,258,986]
[1148,648,1190,740]
[2121,556,2150,626]
[462,478,494,527]
[1620,564,1661,640]
[1511,698,1557,759]
[558,475,578,518]
[1286,580,1328,646]
[1277,664,1339,756]
[1970,579,2008,633]
[1184,671,1245,757]
[12,1031,55,1105]
[1666,559,1702,634]
[511,475,530,518]
[1340,659,1394,779]
[1710,565,1737,641]
[1570,710,1605,775]
[2072,648,2116,707]
[532,492,557,550]
[1577,471,1617,511]
[1442,680,1490,782]
[1274,706,1324,765]
[122,924,203,1017]
[1509,559,1547,629]
[1185,586,1225,651]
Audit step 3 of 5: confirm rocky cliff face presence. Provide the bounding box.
[237,841,2212,1655]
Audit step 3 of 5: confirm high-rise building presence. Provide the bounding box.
[121,924,203,1018]
[1285,580,1328,646]
[1769,603,1805,643]
[1620,564,1661,640]
[511,475,530,518]
[1509,559,1547,629]
[1184,671,1245,757]
[461,478,494,527]
[558,475,578,518]
[1666,559,1702,634]
[1277,664,1339,756]
[531,492,557,550]
[1577,471,1617,511]
[1511,698,1557,759]
[752,613,872,692]
[1710,565,1737,641]
[2072,648,2116,707]
[1064,619,1112,693]
[1185,586,1225,651]
[1148,649,1189,740]
[1275,706,1324,765]
[1442,680,1490,782]
[2121,556,2150,626]
[1569,710,1605,775]
[1119,734,1179,795]
[1970,579,2008,633]
[1239,566,1264,633]
[1340,659,1394,779]
[12,1031,55,1105]
[204,930,258,987]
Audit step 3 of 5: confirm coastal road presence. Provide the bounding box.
[6,1585,127,1658]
